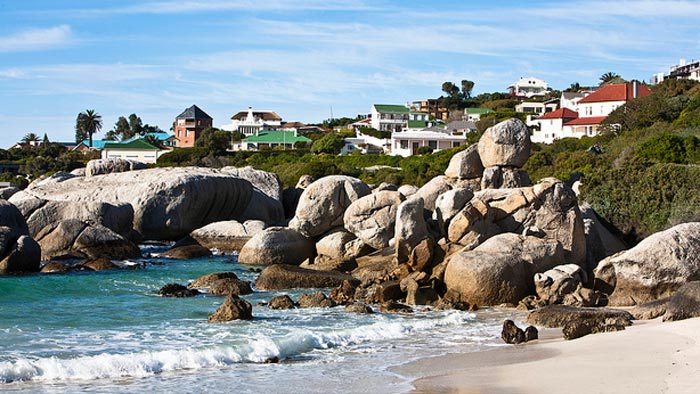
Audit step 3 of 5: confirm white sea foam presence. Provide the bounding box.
[0,311,477,384]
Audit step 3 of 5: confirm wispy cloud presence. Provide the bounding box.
[0,25,74,52]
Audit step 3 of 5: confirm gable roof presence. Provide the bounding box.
[78,139,110,149]
[103,139,161,151]
[231,110,282,121]
[373,104,410,114]
[242,131,312,144]
[578,82,651,104]
[176,105,212,120]
[538,108,579,120]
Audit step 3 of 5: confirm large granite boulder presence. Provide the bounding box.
[534,264,587,304]
[598,222,700,306]
[314,228,367,262]
[254,264,359,290]
[395,197,431,264]
[434,188,474,232]
[444,233,565,306]
[579,203,626,270]
[526,304,633,330]
[0,200,40,273]
[0,186,20,200]
[85,158,146,177]
[190,220,266,253]
[410,176,452,211]
[34,219,141,260]
[397,184,419,198]
[289,175,371,238]
[477,118,531,168]
[480,166,531,190]
[663,282,700,322]
[343,191,404,249]
[238,227,314,266]
[188,272,240,289]
[444,144,484,180]
[9,167,284,241]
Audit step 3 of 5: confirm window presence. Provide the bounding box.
[452,141,461,148]
[428,140,437,149]
[400,140,408,149]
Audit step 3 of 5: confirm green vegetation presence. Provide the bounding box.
[0,143,96,185]
[75,109,103,146]
[357,126,391,139]
[194,128,233,156]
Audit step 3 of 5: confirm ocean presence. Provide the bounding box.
[0,245,513,393]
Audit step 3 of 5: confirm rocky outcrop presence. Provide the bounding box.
[599,222,700,306]
[395,198,431,264]
[85,158,146,177]
[478,118,531,168]
[663,282,700,322]
[34,219,141,261]
[289,175,371,238]
[208,294,253,322]
[501,320,538,344]
[0,186,20,200]
[190,220,266,253]
[534,264,587,304]
[298,291,336,308]
[410,176,452,211]
[397,184,419,197]
[579,203,626,270]
[434,188,474,232]
[444,233,565,306]
[238,227,314,266]
[630,298,668,320]
[254,264,359,290]
[526,305,633,328]
[9,167,284,240]
[444,144,484,180]
[268,295,295,310]
[343,191,404,249]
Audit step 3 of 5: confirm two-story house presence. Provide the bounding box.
[173,105,213,148]
[508,77,549,98]
[221,107,283,136]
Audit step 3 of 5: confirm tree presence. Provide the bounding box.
[143,135,163,149]
[441,80,476,110]
[42,133,50,148]
[461,80,474,98]
[310,133,344,154]
[21,133,40,146]
[75,113,87,144]
[600,72,623,85]
[128,113,143,137]
[76,109,103,147]
[110,116,130,140]
[194,127,231,155]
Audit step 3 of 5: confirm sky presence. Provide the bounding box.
[1,0,699,147]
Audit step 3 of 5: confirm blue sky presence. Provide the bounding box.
[1,0,699,147]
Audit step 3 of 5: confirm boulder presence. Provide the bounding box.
[579,203,626,270]
[630,298,669,320]
[477,118,531,168]
[444,233,565,306]
[289,175,371,238]
[298,291,336,308]
[397,184,419,198]
[343,191,404,249]
[480,166,531,190]
[444,144,484,180]
[524,326,539,341]
[501,320,525,344]
[40,261,74,273]
[447,198,498,246]
[376,280,405,302]
[374,182,398,192]
[189,272,240,288]
[159,283,200,298]
[9,167,284,241]
[268,295,295,310]
[410,176,452,211]
[330,280,357,305]
[78,258,119,271]
[85,158,146,177]
[238,227,314,266]
[534,264,587,304]
[0,234,41,273]
[404,279,439,306]
[314,229,367,261]
[208,294,253,322]
[208,278,253,296]
[34,219,141,261]
[562,318,628,340]
[663,281,700,322]
[161,244,212,259]
[379,301,413,313]
[433,188,474,229]
[70,168,86,176]
[190,220,266,253]
[395,198,431,264]
[602,222,700,306]
[0,186,20,200]
[254,264,359,290]
[345,303,374,314]
[526,305,633,328]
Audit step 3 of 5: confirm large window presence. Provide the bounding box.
[400,140,408,149]
[428,140,437,149]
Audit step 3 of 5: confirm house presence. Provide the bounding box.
[652,58,700,84]
[72,139,112,152]
[122,132,178,148]
[560,91,590,111]
[370,104,410,133]
[390,125,467,157]
[411,99,448,121]
[101,139,168,164]
[233,130,311,151]
[531,82,652,143]
[446,120,477,134]
[463,108,493,122]
[515,99,558,115]
[508,77,549,98]
[173,105,213,148]
[221,107,283,136]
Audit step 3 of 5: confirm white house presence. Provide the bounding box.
[390,126,468,157]
[463,108,493,122]
[370,104,410,132]
[220,107,283,136]
[101,139,168,164]
[652,58,700,84]
[515,100,558,115]
[508,77,549,98]
[530,108,579,144]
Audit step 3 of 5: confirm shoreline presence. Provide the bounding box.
[397,317,700,394]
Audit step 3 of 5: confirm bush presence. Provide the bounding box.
[157,147,209,165]
[416,146,433,155]
[310,133,345,154]
[358,126,391,139]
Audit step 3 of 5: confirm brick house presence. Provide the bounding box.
[173,105,213,147]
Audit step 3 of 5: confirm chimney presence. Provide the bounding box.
[633,80,639,98]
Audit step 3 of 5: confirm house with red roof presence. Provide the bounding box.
[531,81,651,143]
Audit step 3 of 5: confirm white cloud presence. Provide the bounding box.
[0,25,74,52]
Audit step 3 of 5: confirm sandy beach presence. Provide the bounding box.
[402,317,700,394]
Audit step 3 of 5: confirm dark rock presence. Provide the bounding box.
[209,278,253,296]
[159,283,200,298]
[376,280,405,303]
[298,291,336,308]
[330,280,357,305]
[264,356,279,364]
[345,303,374,314]
[161,244,212,259]
[0,235,41,273]
[501,320,526,344]
[379,301,413,313]
[524,326,539,341]
[562,318,627,340]
[208,294,253,322]
[255,264,359,291]
[77,258,119,271]
[663,282,700,322]
[527,304,633,328]
[188,272,239,288]
[40,261,74,273]
[268,295,296,310]
[517,295,548,311]
[405,279,439,306]
[630,298,669,320]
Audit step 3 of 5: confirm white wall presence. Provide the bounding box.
[101,148,166,164]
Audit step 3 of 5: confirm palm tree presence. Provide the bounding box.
[77,109,103,147]
[21,132,41,147]
[599,72,622,85]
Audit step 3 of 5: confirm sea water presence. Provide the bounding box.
[0,245,511,393]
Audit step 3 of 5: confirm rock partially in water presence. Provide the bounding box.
[188,272,240,288]
[190,220,266,253]
[501,319,525,344]
[208,278,253,296]
[34,219,141,261]
[238,227,314,266]
[298,291,336,308]
[208,294,253,322]
[268,295,296,310]
[379,301,413,313]
[255,264,359,290]
[345,303,374,314]
[160,244,212,259]
[159,283,200,298]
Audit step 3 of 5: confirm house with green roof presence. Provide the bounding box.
[233,130,312,151]
[464,107,494,122]
[101,139,167,164]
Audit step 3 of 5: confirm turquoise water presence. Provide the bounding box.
[0,246,509,393]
